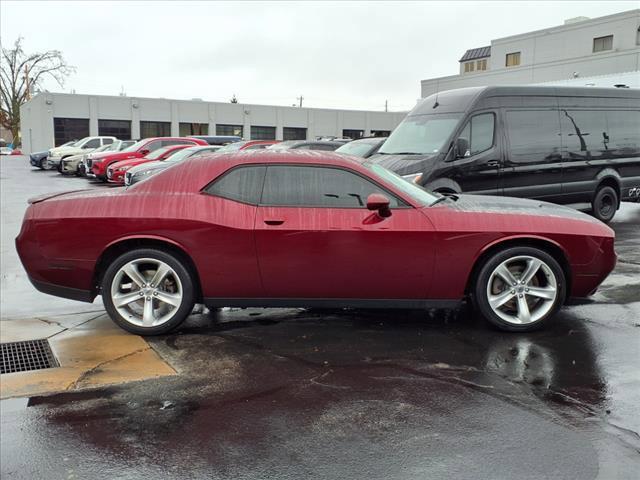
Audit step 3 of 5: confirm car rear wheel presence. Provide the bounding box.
[37,158,46,170]
[102,248,196,335]
[591,185,617,223]
[474,247,565,332]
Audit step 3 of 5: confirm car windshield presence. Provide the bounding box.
[161,147,200,164]
[378,113,462,155]
[216,142,246,153]
[145,147,176,160]
[122,139,148,153]
[364,162,438,206]
[93,144,112,153]
[267,141,297,150]
[335,140,377,157]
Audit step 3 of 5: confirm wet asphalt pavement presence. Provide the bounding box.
[1,156,639,479]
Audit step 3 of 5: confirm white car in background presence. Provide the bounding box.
[46,136,116,170]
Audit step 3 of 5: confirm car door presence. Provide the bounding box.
[501,108,564,202]
[254,164,435,300]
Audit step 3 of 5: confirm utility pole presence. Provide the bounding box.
[384,100,388,112]
[297,95,304,108]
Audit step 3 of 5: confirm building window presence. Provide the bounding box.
[98,119,131,139]
[250,126,276,140]
[593,35,613,52]
[371,130,391,137]
[343,129,364,140]
[140,121,170,138]
[216,124,243,137]
[283,127,307,141]
[53,118,89,146]
[476,59,487,71]
[505,52,521,67]
[464,61,475,73]
[179,122,208,136]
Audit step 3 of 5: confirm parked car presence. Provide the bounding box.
[30,141,76,169]
[267,140,343,151]
[369,86,640,222]
[80,140,137,177]
[335,137,387,158]
[215,140,278,152]
[0,146,13,155]
[61,140,137,176]
[88,137,208,181]
[125,145,222,186]
[46,136,117,170]
[188,135,241,145]
[107,144,190,184]
[17,150,615,336]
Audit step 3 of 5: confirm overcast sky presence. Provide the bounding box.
[1,1,636,111]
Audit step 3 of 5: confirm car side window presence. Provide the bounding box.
[84,139,101,149]
[204,166,266,205]
[162,140,189,147]
[261,165,402,208]
[102,138,114,145]
[458,113,495,156]
[245,144,267,150]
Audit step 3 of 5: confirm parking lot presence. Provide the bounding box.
[1,155,639,479]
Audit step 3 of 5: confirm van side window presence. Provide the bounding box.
[506,110,562,162]
[606,110,640,152]
[559,110,609,153]
[458,113,495,156]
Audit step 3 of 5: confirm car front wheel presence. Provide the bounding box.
[474,247,565,332]
[102,248,196,335]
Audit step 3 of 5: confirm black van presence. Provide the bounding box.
[370,86,640,222]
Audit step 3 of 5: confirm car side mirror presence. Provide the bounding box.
[454,137,470,159]
[366,193,392,218]
[140,149,150,156]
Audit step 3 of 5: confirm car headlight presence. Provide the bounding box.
[402,173,423,184]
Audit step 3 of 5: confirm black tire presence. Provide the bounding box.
[474,246,565,332]
[591,185,618,223]
[101,248,196,335]
[38,157,46,170]
[57,158,65,173]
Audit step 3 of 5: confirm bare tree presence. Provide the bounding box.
[0,37,74,145]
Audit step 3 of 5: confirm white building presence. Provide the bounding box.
[20,93,406,154]
[421,9,640,98]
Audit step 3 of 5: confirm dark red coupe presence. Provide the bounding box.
[16,151,615,335]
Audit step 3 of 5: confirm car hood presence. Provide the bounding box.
[128,160,165,175]
[49,146,85,156]
[93,151,142,164]
[109,158,150,170]
[425,194,612,237]
[368,153,437,176]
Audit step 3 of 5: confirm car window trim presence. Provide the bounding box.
[259,163,411,209]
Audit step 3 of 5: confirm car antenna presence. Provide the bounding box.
[433,79,440,109]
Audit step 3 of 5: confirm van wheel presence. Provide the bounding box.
[592,185,617,223]
[474,247,565,332]
[102,248,196,335]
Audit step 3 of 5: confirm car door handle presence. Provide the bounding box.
[486,161,500,167]
[264,219,285,226]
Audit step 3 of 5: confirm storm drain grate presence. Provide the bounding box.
[0,339,59,374]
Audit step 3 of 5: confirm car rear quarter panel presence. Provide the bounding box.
[25,189,264,298]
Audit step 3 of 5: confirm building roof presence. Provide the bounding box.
[459,46,491,62]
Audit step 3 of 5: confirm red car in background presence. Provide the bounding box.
[16,151,615,336]
[107,144,190,184]
[215,140,278,152]
[89,137,207,181]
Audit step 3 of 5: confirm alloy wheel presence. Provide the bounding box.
[110,258,183,327]
[486,255,558,325]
